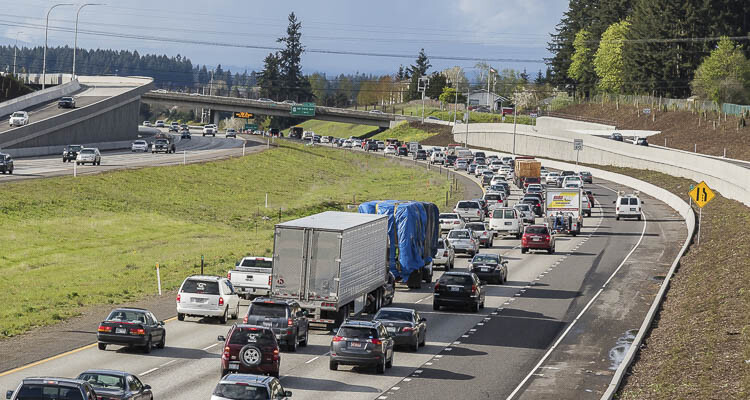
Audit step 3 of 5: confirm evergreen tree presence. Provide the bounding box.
[519,69,530,83]
[258,52,282,100]
[276,12,312,102]
[534,70,545,85]
[425,72,447,100]
[409,48,431,78]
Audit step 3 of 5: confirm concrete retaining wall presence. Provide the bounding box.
[454,120,750,207]
[4,140,133,158]
[0,80,81,119]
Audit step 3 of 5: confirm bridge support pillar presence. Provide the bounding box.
[212,110,220,126]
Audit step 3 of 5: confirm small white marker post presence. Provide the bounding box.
[183,150,186,165]
[267,137,270,149]
[156,263,162,295]
[73,161,77,177]
[243,141,246,156]
[265,193,268,208]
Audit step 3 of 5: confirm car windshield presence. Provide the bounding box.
[62,97,72,101]
[472,255,499,264]
[106,310,146,323]
[134,141,146,145]
[457,201,478,209]
[439,274,471,286]
[229,328,275,345]
[77,373,125,390]
[374,310,413,322]
[212,383,269,400]
[448,230,470,239]
[248,303,287,318]
[69,145,82,151]
[526,226,548,234]
[16,385,84,400]
[181,279,220,295]
[338,327,378,339]
[12,112,24,117]
[155,140,167,144]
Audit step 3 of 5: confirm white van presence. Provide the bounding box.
[489,207,523,239]
[615,192,643,220]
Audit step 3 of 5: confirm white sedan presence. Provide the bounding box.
[439,213,465,231]
[131,140,149,152]
[384,145,396,155]
[9,111,29,127]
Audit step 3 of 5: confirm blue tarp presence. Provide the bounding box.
[359,200,438,280]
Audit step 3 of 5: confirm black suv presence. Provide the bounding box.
[58,96,76,109]
[0,153,13,174]
[366,141,379,151]
[243,298,309,352]
[152,138,176,154]
[397,146,408,156]
[62,144,83,162]
[413,149,427,160]
[433,271,486,312]
[7,377,97,400]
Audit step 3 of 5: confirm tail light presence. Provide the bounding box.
[544,234,551,241]
[332,335,344,342]
[222,346,231,360]
[243,315,248,323]
[402,327,414,332]
[476,210,481,216]
[227,271,231,280]
[288,318,294,327]
[273,348,280,360]
[471,285,477,294]
[218,297,224,306]
[443,251,448,257]
[371,338,383,345]
[268,276,273,286]
[97,325,111,333]
[176,294,181,303]
[130,328,145,335]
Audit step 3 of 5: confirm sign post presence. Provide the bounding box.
[573,139,583,167]
[688,181,715,245]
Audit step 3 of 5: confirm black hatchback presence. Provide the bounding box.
[433,272,485,312]
[243,298,309,352]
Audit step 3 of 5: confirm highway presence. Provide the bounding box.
[0,142,686,399]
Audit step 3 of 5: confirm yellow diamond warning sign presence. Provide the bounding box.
[689,181,715,208]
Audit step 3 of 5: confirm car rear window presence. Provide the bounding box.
[525,178,540,184]
[485,194,501,201]
[515,204,530,211]
[338,327,378,339]
[448,230,470,239]
[465,223,484,231]
[212,383,269,400]
[472,255,499,264]
[248,303,287,318]
[439,274,472,286]
[230,328,275,345]
[77,373,125,390]
[439,213,458,219]
[629,198,639,205]
[106,310,146,323]
[181,279,220,295]
[457,201,478,209]
[239,259,272,269]
[620,198,629,205]
[526,226,548,234]
[16,384,84,400]
[374,310,413,322]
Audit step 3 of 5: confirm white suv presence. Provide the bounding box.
[9,111,29,127]
[454,200,484,222]
[202,124,217,137]
[439,212,465,231]
[431,151,446,164]
[615,192,643,221]
[176,275,240,323]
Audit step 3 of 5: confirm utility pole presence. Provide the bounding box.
[12,32,20,77]
[418,77,429,123]
[73,3,103,80]
[487,65,491,108]
[43,3,74,90]
[465,86,470,146]
[512,105,518,155]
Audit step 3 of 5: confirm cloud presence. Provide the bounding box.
[456,0,566,45]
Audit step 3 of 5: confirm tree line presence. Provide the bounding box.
[547,0,750,103]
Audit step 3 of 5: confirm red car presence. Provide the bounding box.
[521,225,555,254]
[218,325,281,378]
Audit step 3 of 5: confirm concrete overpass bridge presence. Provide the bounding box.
[141,92,420,128]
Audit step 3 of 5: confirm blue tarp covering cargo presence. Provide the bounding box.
[359,200,438,281]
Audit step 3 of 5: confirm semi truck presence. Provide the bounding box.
[358,200,440,289]
[514,156,542,188]
[269,211,392,330]
[545,188,582,236]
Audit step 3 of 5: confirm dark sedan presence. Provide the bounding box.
[76,370,152,400]
[433,272,485,312]
[469,253,508,284]
[610,132,623,141]
[58,96,76,109]
[397,146,409,156]
[372,307,427,352]
[62,144,83,163]
[97,308,166,353]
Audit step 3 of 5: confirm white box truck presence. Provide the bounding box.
[270,211,391,329]
[545,188,582,236]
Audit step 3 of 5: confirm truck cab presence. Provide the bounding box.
[229,257,273,299]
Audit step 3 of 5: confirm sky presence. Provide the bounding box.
[3,0,569,79]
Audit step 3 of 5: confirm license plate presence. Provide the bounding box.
[245,276,253,280]
[349,341,363,348]
[387,327,396,333]
[630,208,636,211]
[263,322,272,328]
[481,267,489,272]
[450,287,459,292]
[533,237,541,241]
[229,362,240,370]
[191,297,206,303]
[115,328,126,334]
[505,222,512,225]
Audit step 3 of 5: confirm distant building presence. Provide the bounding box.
[468,89,509,111]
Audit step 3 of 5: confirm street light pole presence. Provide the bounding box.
[512,105,518,156]
[465,86,470,146]
[73,3,103,80]
[43,3,74,90]
[13,32,20,77]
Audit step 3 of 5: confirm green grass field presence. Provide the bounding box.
[392,104,535,125]
[370,121,441,143]
[296,120,380,138]
[0,142,454,338]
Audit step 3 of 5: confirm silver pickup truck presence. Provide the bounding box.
[228,257,272,300]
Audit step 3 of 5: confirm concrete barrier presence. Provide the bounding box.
[454,120,750,207]
[4,140,133,158]
[0,80,81,119]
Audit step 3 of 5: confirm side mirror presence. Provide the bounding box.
[612,201,616,204]
[7,390,14,399]
[502,261,508,266]
[143,385,152,391]
[217,335,226,342]
[302,310,309,317]
[159,321,164,326]
[419,318,427,322]
[284,390,293,397]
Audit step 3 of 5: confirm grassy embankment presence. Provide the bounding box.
[392,104,535,125]
[576,167,750,400]
[369,121,443,143]
[0,142,456,338]
[295,120,380,138]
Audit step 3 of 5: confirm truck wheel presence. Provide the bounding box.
[98,343,106,350]
[177,313,185,321]
[329,360,338,371]
[521,247,528,254]
[616,216,620,221]
[300,326,309,346]
[433,302,440,311]
[288,332,298,352]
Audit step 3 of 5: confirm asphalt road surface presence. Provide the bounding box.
[0,144,686,399]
